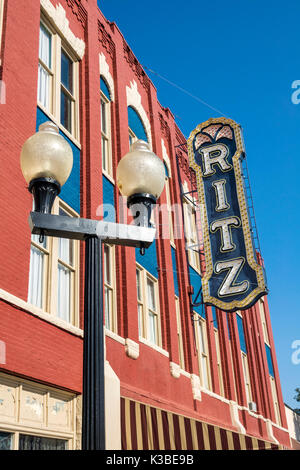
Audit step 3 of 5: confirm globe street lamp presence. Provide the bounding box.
[20,123,165,450]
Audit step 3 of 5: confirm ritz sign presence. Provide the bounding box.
[188,118,267,312]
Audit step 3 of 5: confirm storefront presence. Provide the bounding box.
[121,397,281,451]
[0,372,78,450]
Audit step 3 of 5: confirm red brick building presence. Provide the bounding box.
[0,0,291,450]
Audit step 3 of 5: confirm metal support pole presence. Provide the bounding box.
[28,211,156,450]
[82,236,105,450]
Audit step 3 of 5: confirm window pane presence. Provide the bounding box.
[104,286,112,330]
[101,99,107,134]
[58,210,74,265]
[198,322,206,353]
[59,237,73,266]
[128,106,148,142]
[148,310,157,344]
[265,344,275,377]
[236,314,247,354]
[61,50,73,93]
[19,434,66,450]
[102,136,108,172]
[28,245,44,308]
[32,233,47,249]
[138,304,143,337]
[57,263,71,322]
[201,356,209,389]
[147,279,155,311]
[38,64,50,109]
[61,89,72,133]
[100,77,110,100]
[136,270,141,301]
[104,245,111,285]
[39,24,51,67]
[0,432,12,450]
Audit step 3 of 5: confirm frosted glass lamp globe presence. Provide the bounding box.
[116,140,165,199]
[20,122,73,213]
[20,121,73,187]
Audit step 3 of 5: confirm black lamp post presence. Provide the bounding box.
[20,124,165,450]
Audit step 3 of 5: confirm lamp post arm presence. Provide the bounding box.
[29,212,156,247]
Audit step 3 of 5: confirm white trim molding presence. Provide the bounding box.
[40,0,85,59]
[229,400,246,434]
[170,362,181,379]
[265,419,280,445]
[105,361,121,450]
[0,289,83,337]
[105,328,125,346]
[99,52,115,102]
[125,338,140,359]
[126,80,152,149]
[190,374,202,401]
[139,337,169,357]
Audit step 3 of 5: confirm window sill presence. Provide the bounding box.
[102,170,115,185]
[0,289,83,338]
[105,328,125,345]
[37,103,81,149]
[139,337,169,357]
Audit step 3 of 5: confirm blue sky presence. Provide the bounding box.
[98,0,300,409]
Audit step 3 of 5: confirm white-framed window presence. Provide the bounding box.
[270,376,281,426]
[194,313,211,390]
[214,327,225,396]
[28,199,80,327]
[258,298,270,344]
[37,17,80,141]
[241,351,252,403]
[136,265,161,347]
[228,338,238,401]
[129,127,137,147]
[56,206,77,323]
[183,201,201,272]
[175,297,185,369]
[264,342,281,425]
[236,312,253,405]
[100,77,113,179]
[104,244,117,333]
[28,233,49,311]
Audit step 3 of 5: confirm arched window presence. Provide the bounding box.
[128,106,148,146]
[100,76,113,177]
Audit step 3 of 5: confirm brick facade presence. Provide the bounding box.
[0,0,291,449]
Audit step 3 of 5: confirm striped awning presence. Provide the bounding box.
[121,397,280,450]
